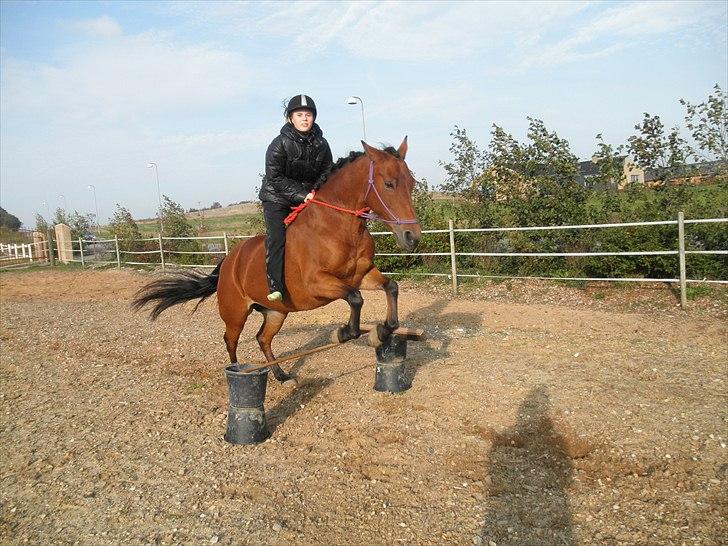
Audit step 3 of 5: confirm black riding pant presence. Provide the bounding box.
[262,201,290,294]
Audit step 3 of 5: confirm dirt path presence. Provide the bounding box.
[1,269,726,545]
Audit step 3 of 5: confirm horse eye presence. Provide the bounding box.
[384,180,395,189]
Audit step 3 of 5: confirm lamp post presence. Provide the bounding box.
[59,194,67,212]
[87,184,100,234]
[346,96,367,142]
[146,162,164,234]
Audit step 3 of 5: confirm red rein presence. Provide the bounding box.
[283,191,370,226]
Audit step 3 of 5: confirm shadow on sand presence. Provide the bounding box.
[478,385,575,545]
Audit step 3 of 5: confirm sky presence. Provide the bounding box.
[1,0,726,229]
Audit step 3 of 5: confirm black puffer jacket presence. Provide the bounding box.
[258,123,333,205]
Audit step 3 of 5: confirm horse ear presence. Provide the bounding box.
[397,136,408,159]
[362,141,385,162]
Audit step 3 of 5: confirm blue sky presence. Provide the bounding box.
[1,0,726,228]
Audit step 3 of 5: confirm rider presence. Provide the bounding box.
[259,94,333,302]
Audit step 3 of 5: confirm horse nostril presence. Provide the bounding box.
[404,230,418,248]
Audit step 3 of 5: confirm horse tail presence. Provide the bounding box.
[131,261,223,320]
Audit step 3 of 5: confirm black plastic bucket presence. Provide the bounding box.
[224,364,270,445]
[374,334,411,393]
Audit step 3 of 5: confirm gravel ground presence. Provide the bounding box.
[1,268,726,545]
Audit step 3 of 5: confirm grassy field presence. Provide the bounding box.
[135,211,264,237]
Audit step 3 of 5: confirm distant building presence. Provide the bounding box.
[578,157,726,190]
[644,160,728,187]
[577,156,644,190]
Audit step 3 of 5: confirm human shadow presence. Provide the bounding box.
[478,385,575,545]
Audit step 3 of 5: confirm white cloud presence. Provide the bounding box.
[520,1,726,69]
[70,15,123,38]
[1,31,252,126]
[168,0,591,61]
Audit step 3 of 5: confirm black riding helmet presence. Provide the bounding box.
[286,94,317,119]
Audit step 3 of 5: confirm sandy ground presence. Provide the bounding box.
[0,269,726,545]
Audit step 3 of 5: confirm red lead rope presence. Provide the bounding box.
[283,191,370,226]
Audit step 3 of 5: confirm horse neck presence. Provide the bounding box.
[315,157,368,211]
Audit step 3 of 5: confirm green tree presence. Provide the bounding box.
[161,195,195,237]
[627,113,690,178]
[34,213,49,233]
[52,208,70,226]
[680,84,728,162]
[589,134,626,189]
[68,211,93,240]
[108,205,142,251]
[160,195,201,264]
[439,126,489,198]
[0,207,21,230]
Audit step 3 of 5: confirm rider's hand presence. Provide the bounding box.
[304,192,314,202]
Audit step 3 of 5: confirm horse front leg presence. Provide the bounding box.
[331,289,364,343]
[360,268,399,346]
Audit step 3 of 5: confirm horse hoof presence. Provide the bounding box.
[283,378,298,388]
[331,328,343,344]
[367,328,383,348]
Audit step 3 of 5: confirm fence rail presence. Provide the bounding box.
[2,214,726,306]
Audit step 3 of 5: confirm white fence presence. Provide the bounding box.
[4,213,726,306]
[0,241,46,267]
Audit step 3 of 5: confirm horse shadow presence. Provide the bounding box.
[266,376,333,433]
[399,296,483,383]
[478,385,575,545]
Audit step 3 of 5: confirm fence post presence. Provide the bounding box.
[46,229,55,266]
[448,219,458,295]
[158,233,166,273]
[28,243,33,262]
[678,211,687,308]
[78,238,85,268]
[223,231,229,255]
[114,235,121,269]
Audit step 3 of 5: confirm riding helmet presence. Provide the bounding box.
[286,94,317,119]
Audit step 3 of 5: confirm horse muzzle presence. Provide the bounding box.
[395,226,421,251]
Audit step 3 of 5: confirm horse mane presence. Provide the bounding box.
[331,146,400,172]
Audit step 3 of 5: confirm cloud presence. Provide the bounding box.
[168,0,591,62]
[0,31,252,126]
[520,1,727,69]
[70,15,123,38]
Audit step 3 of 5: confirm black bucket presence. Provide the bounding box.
[224,364,270,445]
[374,334,411,393]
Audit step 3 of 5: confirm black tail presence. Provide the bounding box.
[131,261,222,320]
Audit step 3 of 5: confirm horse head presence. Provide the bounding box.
[361,137,421,251]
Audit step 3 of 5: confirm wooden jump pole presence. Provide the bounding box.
[238,325,424,375]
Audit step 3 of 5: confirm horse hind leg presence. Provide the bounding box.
[222,301,253,364]
[255,309,293,383]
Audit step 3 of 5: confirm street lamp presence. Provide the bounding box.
[42,201,51,223]
[87,184,100,234]
[59,194,67,211]
[146,162,164,233]
[346,96,367,142]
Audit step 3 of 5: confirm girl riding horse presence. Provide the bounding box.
[259,94,333,302]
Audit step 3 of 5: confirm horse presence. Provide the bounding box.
[132,138,421,383]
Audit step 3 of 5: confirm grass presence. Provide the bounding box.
[135,212,263,237]
[686,284,712,300]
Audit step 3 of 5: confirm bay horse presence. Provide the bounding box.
[132,138,421,383]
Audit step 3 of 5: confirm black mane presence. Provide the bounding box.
[331,146,400,172]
